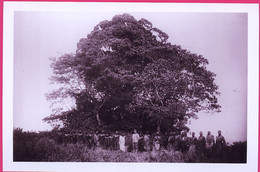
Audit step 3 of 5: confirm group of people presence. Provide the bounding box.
[187,130,227,162]
[57,129,227,162]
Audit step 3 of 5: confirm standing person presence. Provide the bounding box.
[180,131,189,153]
[107,132,113,150]
[206,131,215,159]
[162,132,169,150]
[132,129,140,153]
[119,131,126,152]
[113,131,120,150]
[138,133,145,152]
[196,131,206,162]
[125,132,132,152]
[143,132,151,152]
[104,132,110,150]
[188,132,197,162]
[216,130,226,162]
[173,132,181,151]
[167,132,175,151]
[153,132,161,151]
[99,132,105,148]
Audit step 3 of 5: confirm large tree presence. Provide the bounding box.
[44,14,220,133]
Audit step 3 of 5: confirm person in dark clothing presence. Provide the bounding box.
[180,131,189,153]
[216,130,226,162]
[167,132,175,151]
[196,131,206,162]
[188,132,197,162]
[162,132,169,150]
[173,132,182,151]
[206,131,215,159]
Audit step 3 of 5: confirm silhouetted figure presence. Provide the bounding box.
[180,131,189,153]
[196,131,206,162]
[162,132,169,149]
[167,132,175,151]
[113,131,120,150]
[173,132,181,151]
[125,133,132,152]
[206,131,215,159]
[188,132,197,162]
[216,130,226,162]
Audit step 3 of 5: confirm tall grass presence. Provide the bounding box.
[13,129,246,163]
[28,137,185,162]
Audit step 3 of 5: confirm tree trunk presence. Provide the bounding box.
[96,112,101,126]
[157,118,161,133]
[157,124,160,133]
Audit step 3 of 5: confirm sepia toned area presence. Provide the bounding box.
[13,12,247,163]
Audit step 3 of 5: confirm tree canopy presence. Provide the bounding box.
[44,14,220,134]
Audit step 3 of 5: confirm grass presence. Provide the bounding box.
[13,129,247,163]
[33,138,185,162]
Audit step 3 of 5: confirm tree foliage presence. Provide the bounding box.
[44,14,220,133]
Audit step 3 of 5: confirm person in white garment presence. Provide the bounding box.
[132,129,140,153]
[153,132,161,151]
[119,131,126,152]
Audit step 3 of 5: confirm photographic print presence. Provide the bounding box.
[13,11,247,162]
[3,2,259,172]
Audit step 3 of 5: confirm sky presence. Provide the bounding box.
[13,11,247,143]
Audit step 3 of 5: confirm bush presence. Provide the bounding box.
[13,128,39,161]
[34,138,57,161]
[223,141,247,163]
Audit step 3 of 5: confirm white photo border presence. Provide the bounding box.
[3,2,259,172]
